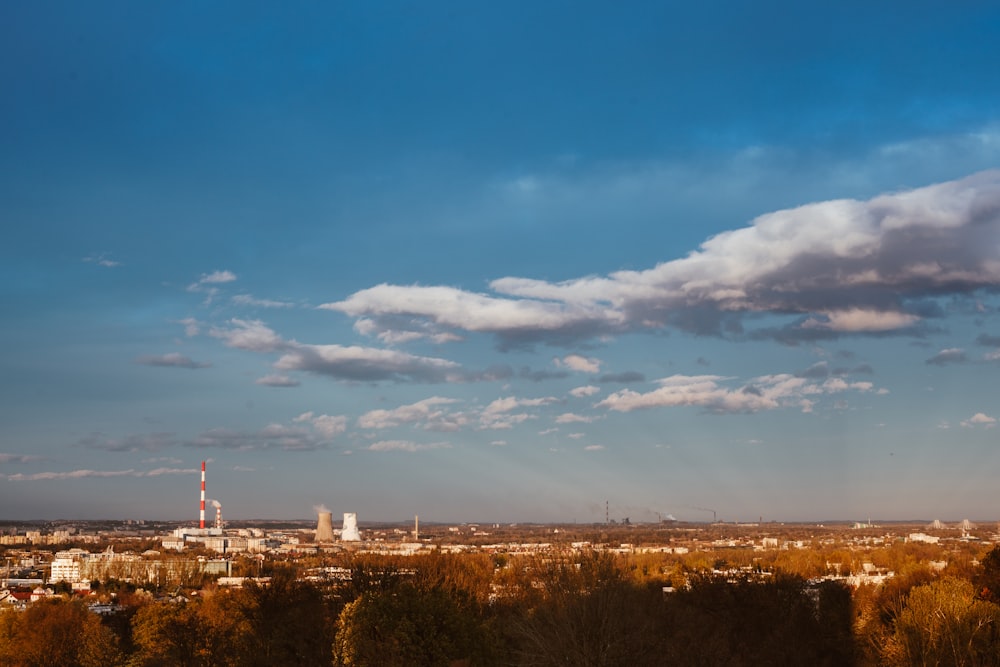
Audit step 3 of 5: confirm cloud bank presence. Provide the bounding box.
[322,170,1000,346]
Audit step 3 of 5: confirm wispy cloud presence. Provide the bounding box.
[357,397,465,431]
[367,440,451,452]
[293,412,348,439]
[599,371,645,384]
[79,432,177,452]
[232,294,295,308]
[925,348,967,366]
[135,353,211,369]
[597,372,878,414]
[195,270,237,285]
[83,252,121,268]
[185,424,329,451]
[143,457,182,464]
[211,319,463,383]
[177,318,201,337]
[0,453,44,464]
[187,270,237,303]
[555,412,596,424]
[7,467,197,481]
[479,396,558,430]
[255,374,300,387]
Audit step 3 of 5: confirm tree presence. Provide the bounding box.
[507,552,665,667]
[0,599,123,667]
[334,581,492,667]
[882,577,1000,667]
[660,573,851,666]
[233,567,335,666]
[975,545,1000,604]
[129,601,206,667]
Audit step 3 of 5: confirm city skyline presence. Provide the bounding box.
[3,2,1000,523]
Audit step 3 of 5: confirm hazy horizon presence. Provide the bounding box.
[3,3,1000,524]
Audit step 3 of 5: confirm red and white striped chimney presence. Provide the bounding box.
[199,461,206,529]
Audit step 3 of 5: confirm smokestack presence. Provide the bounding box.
[315,511,335,542]
[414,514,419,541]
[215,503,223,530]
[200,461,206,529]
[341,512,361,542]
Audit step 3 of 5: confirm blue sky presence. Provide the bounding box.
[3,2,1000,523]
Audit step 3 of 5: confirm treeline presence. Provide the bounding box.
[2,547,1000,666]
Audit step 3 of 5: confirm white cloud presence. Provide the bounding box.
[596,371,878,414]
[357,397,464,431]
[479,396,557,429]
[323,170,1000,344]
[556,354,602,373]
[198,270,237,284]
[555,412,596,424]
[187,270,237,303]
[210,319,287,353]
[294,412,348,439]
[802,309,920,332]
[584,444,605,451]
[960,412,997,428]
[570,385,600,398]
[177,318,201,337]
[210,319,461,383]
[275,344,461,383]
[323,283,624,348]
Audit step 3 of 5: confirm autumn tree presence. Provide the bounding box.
[334,581,494,667]
[881,577,1000,667]
[975,544,1000,604]
[129,601,207,667]
[660,573,853,666]
[507,551,666,667]
[232,567,335,666]
[0,599,123,667]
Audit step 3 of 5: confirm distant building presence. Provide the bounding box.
[49,549,89,583]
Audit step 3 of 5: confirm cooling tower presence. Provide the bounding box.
[341,512,361,542]
[315,511,335,542]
